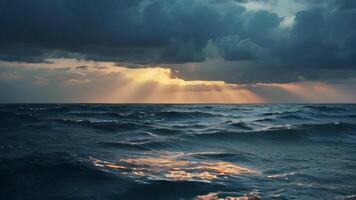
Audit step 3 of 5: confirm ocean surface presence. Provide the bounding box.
[0,104,356,200]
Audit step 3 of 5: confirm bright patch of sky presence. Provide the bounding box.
[242,0,307,28]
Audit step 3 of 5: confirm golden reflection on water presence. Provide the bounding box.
[91,157,127,169]
[90,151,256,181]
[165,170,218,180]
[197,192,261,200]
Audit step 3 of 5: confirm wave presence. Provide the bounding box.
[50,118,148,131]
[296,122,356,133]
[116,180,220,199]
[97,141,150,151]
[0,153,136,200]
[228,121,254,130]
[69,111,125,118]
[0,153,116,181]
[195,122,356,142]
[266,122,356,135]
[261,112,282,116]
[154,110,219,120]
[303,105,354,112]
[189,152,260,163]
[0,111,39,127]
[253,118,274,122]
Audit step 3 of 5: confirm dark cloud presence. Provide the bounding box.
[0,0,245,63]
[213,35,268,60]
[277,5,356,69]
[0,0,356,83]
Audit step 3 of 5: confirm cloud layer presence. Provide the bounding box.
[0,0,356,85]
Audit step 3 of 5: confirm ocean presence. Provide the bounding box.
[0,104,355,200]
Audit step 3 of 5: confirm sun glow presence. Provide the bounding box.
[0,58,354,103]
[82,61,265,103]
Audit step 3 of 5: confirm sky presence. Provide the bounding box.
[0,0,356,103]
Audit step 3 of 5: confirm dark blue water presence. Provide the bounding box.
[0,104,356,200]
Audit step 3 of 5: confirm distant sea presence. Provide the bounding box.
[1,104,356,200]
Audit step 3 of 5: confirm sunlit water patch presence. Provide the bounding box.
[90,151,256,182]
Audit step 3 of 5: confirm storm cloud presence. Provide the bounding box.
[0,0,356,83]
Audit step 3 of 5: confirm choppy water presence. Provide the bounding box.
[0,104,356,200]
